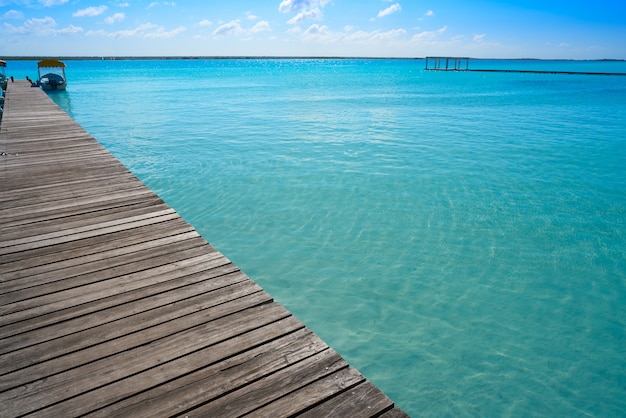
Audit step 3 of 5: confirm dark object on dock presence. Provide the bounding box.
[425,56,626,76]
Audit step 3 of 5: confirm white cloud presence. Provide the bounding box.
[3,16,82,35]
[412,25,447,42]
[105,13,125,24]
[249,20,271,34]
[87,22,156,38]
[302,23,333,41]
[3,10,23,19]
[145,25,185,39]
[297,24,408,46]
[147,1,175,10]
[247,12,257,20]
[19,16,57,34]
[213,20,243,37]
[212,19,272,38]
[346,28,407,43]
[198,19,213,27]
[89,23,185,40]
[39,0,69,6]
[425,10,434,17]
[473,33,486,42]
[287,8,322,24]
[377,3,401,18]
[73,6,108,18]
[279,0,330,13]
[56,24,83,34]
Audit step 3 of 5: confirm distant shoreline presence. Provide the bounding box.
[2,56,625,62]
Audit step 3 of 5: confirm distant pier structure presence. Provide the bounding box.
[425,56,469,71]
[424,56,626,76]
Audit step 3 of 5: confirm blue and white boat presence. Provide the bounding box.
[38,59,67,91]
[0,60,7,91]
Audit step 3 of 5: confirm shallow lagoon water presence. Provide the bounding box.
[9,59,626,416]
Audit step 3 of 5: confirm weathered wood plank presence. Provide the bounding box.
[0,210,180,255]
[0,191,164,226]
[0,263,240,353]
[0,230,200,285]
[183,348,350,417]
[380,408,413,417]
[0,188,159,226]
[0,250,225,322]
[297,381,395,417]
[0,302,290,415]
[0,273,260,372]
[37,318,310,417]
[0,201,173,243]
[249,366,368,417]
[0,177,147,209]
[0,286,272,391]
[0,216,192,269]
[0,235,211,299]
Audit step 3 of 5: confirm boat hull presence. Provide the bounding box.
[39,73,66,91]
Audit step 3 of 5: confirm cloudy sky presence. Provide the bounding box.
[1,0,625,58]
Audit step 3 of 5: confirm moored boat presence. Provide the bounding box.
[0,60,7,90]
[38,59,67,91]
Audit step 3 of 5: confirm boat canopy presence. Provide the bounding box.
[38,59,66,68]
[0,60,6,67]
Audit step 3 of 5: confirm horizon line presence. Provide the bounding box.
[3,55,625,62]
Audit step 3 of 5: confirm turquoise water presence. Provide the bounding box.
[8,59,626,416]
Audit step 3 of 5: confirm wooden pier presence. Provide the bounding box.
[0,81,408,417]
[425,56,626,76]
[424,56,469,71]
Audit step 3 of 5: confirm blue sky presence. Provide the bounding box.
[1,0,625,58]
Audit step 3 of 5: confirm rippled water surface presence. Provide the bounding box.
[10,59,626,416]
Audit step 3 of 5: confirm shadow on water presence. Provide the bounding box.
[46,90,73,117]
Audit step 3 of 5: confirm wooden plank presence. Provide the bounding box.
[0,188,159,226]
[0,193,165,229]
[0,201,173,243]
[0,210,180,255]
[35,318,311,417]
[183,347,350,417]
[0,235,211,299]
[380,408,413,417]
[297,381,395,417]
[0,273,260,371]
[0,286,272,391]
[0,250,226,323]
[248,366,369,416]
[0,230,200,285]
[0,257,235,337]
[1,207,176,249]
[0,263,240,353]
[0,177,147,209]
[0,217,193,269]
[0,302,290,415]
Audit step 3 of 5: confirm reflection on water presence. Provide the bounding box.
[47,90,73,117]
